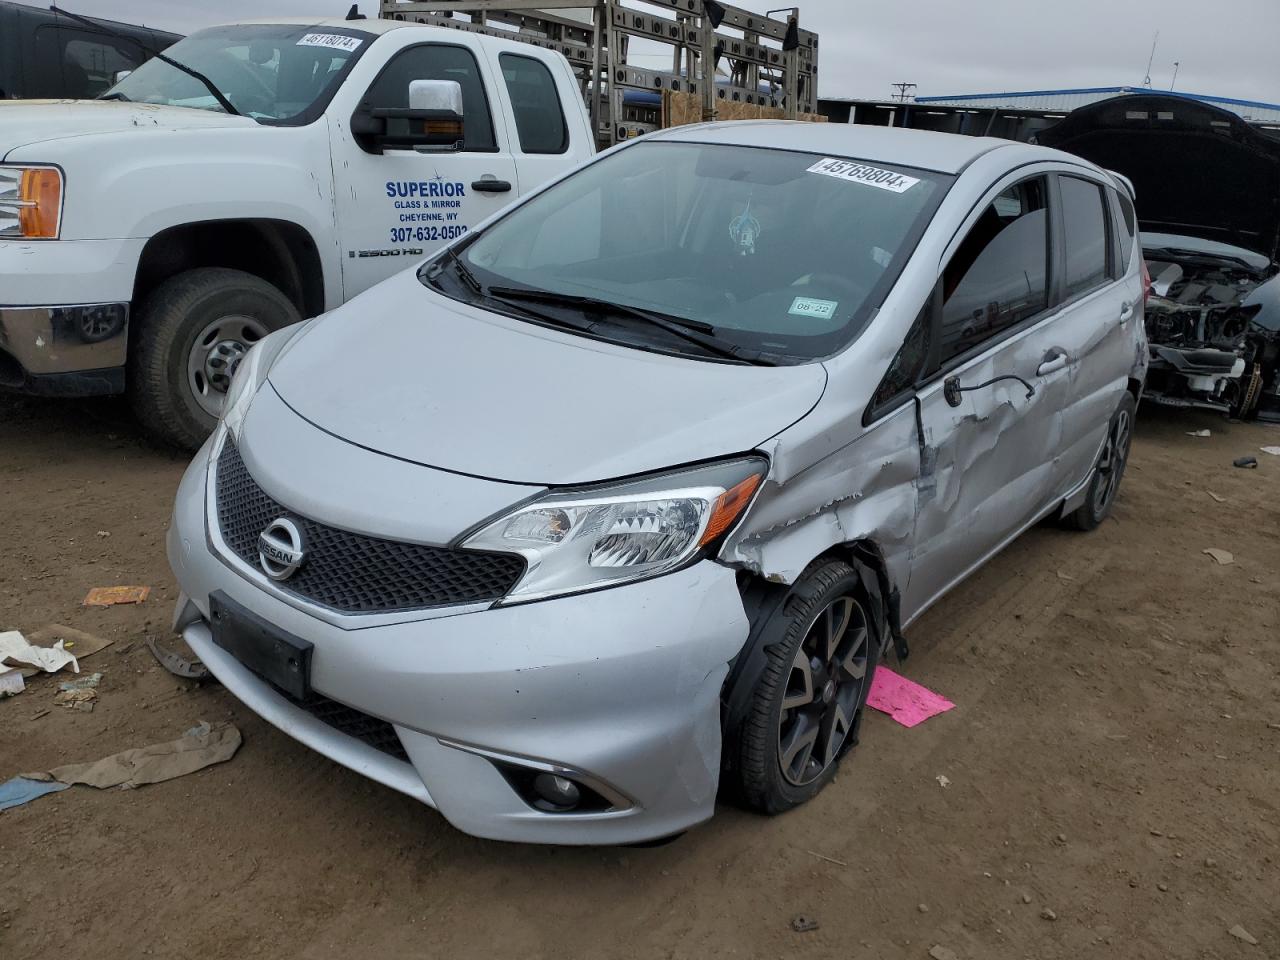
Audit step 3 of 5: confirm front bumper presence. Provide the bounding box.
[0,303,128,393]
[168,436,752,845]
[0,237,145,392]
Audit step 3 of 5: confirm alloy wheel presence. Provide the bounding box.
[1092,407,1132,515]
[185,314,269,418]
[777,595,872,786]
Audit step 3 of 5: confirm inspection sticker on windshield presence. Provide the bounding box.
[789,297,838,320]
[806,158,920,194]
[297,33,363,52]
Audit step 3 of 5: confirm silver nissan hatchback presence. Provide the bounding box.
[168,121,1147,845]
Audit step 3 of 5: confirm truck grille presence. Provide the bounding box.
[214,440,525,613]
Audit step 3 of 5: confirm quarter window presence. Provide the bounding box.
[870,301,933,415]
[1060,176,1110,297]
[500,54,567,154]
[939,177,1049,363]
[1112,186,1136,271]
[365,45,495,151]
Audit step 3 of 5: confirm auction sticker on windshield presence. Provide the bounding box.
[789,297,838,320]
[806,158,920,194]
[297,33,363,52]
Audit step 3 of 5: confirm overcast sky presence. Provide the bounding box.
[21,0,1280,104]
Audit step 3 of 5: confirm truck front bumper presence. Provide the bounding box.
[0,303,129,394]
[0,237,144,394]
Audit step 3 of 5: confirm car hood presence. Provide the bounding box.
[0,100,256,158]
[1035,94,1280,260]
[267,270,828,486]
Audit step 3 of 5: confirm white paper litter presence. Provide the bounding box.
[1260,446,1280,456]
[0,668,25,697]
[1186,429,1211,437]
[0,631,79,675]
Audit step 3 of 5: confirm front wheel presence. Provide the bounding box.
[1061,391,1136,531]
[128,268,300,450]
[730,558,881,815]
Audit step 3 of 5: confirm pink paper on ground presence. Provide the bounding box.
[866,667,954,728]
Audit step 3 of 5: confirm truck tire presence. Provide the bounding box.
[129,268,300,450]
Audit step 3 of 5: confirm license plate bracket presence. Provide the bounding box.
[209,591,313,700]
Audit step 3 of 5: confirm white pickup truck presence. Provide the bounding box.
[0,16,594,448]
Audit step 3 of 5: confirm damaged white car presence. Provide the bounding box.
[1038,93,1280,421]
[168,122,1147,844]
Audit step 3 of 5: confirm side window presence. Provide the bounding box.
[1060,176,1110,297]
[35,26,142,99]
[364,45,495,151]
[500,54,567,154]
[940,177,1049,364]
[870,300,933,416]
[1111,187,1136,272]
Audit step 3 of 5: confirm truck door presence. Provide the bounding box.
[330,41,518,298]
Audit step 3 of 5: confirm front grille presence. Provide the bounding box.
[288,692,410,763]
[214,440,525,613]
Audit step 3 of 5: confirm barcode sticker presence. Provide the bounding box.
[806,157,920,194]
[297,33,363,52]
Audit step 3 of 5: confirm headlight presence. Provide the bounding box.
[463,457,767,602]
[0,165,63,239]
[220,321,309,438]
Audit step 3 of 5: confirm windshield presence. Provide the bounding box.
[438,141,950,362]
[103,24,368,122]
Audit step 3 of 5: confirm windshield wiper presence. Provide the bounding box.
[51,4,241,116]
[484,286,775,365]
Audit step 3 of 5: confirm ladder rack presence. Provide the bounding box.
[378,0,819,149]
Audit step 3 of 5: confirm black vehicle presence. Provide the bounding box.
[1036,94,1280,422]
[0,1,181,101]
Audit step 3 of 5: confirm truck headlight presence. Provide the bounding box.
[0,165,63,239]
[463,457,767,602]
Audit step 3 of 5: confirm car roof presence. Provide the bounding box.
[652,120,1078,176]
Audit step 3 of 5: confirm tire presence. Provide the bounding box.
[730,558,881,815]
[1061,391,1137,531]
[128,268,300,451]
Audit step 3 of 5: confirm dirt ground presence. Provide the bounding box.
[0,392,1277,960]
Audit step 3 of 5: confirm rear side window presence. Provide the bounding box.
[1112,187,1136,269]
[1060,176,1110,297]
[500,54,567,154]
[939,177,1049,363]
[365,44,495,151]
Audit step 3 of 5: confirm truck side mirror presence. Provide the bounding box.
[350,79,464,154]
[112,70,132,84]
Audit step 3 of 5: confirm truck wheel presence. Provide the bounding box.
[730,559,881,815]
[129,268,300,450]
[1061,391,1136,531]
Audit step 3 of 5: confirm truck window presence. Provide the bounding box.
[366,45,496,152]
[499,54,567,155]
[35,26,142,99]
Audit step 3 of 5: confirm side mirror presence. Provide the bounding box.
[350,79,464,154]
[112,70,132,84]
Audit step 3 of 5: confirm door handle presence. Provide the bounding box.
[1119,301,1135,324]
[471,178,512,193]
[1036,351,1069,376]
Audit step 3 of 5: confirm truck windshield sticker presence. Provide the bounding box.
[297,33,363,53]
[806,158,920,194]
[789,297,838,320]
